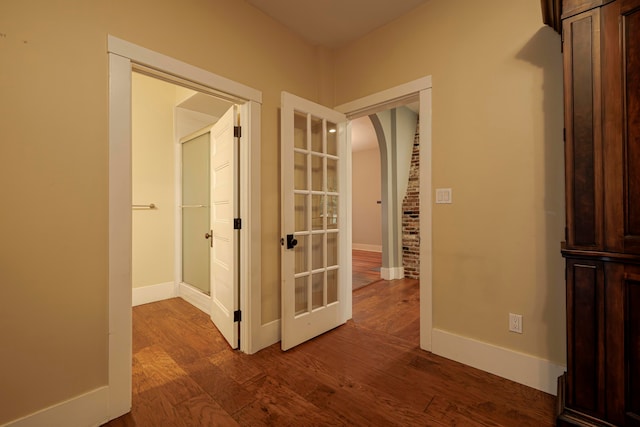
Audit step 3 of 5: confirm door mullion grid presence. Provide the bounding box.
[322,119,328,307]
[305,112,313,314]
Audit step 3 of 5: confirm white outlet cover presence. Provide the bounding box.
[509,313,523,334]
[435,188,452,204]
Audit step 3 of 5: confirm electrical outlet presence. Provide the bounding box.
[509,313,523,334]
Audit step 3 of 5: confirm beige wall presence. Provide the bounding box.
[0,0,329,422]
[352,148,382,248]
[131,73,176,289]
[334,0,565,364]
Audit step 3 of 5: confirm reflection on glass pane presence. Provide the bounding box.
[312,195,324,231]
[312,272,324,310]
[295,235,308,274]
[312,234,324,270]
[311,116,323,153]
[182,131,210,296]
[327,121,338,156]
[295,194,308,232]
[182,207,210,295]
[295,276,308,315]
[327,196,338,230]
[327,158,338,192]
[312,155,323,192]
[294,111,307,150]
[182,133,210,205]
[327,232,338,267]
[327,269,338,304]
[294,152,307,190]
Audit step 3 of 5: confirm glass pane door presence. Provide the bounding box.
[293,113,341,316]
[182,131,210,295]
[281,92,349,351]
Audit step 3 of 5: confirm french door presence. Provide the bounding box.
[280,92,351,351]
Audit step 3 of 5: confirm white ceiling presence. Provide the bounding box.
[245,0,431,48]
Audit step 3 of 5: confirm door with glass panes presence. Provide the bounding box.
[280,92,351,351]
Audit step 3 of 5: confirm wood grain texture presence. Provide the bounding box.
[104,279,555,426]
[352,249,382,290]
[560,1,640,425]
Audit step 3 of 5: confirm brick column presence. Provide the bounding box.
[402,120,420,279]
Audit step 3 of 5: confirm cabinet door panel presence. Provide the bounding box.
[566,259,605,416]
[623,2,640,254]
[604,263,625,426]
[564,10,604,250]
[626,273,640,424]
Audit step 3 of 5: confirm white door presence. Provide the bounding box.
[210,105,240,349]
[281,92,351,351]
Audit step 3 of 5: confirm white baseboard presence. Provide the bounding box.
[381,266,404,280]
[431,328,566,395]
[352,243,382,252]
[178,282,211,314]
[132,281,175,306]
[2,386,110,427]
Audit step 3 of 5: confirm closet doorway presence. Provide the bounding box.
[131,71,241,349]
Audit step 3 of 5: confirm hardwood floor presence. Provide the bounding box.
[104,279,555,426]
[352,249,382,290]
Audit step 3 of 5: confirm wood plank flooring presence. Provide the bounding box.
[352,249,382,290]
[104,276,556,426]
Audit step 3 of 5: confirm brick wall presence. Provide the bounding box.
[402,120,420,279]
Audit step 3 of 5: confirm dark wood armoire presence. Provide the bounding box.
[543,0,640,426]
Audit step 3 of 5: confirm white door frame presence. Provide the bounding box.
[107,35,262,420]
[335,76,433,352]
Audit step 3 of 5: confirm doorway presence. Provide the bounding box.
[335,78,433,353]
[131,71,241,349]
[351,115,383,290]
[350,103,420,290]
[279,81,432,352]
[108,35,263,418]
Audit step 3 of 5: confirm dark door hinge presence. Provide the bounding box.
[234,126,241,138]
[234,310,241,322]
[234,218,242,230]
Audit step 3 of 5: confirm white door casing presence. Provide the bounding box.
[280,92,352,351]
[335,76,433,352]
[108,35,263,421]
[210,105,239,349]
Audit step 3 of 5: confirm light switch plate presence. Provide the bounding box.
[435,188,452,204]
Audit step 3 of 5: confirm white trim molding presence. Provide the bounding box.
[336,76,431,119]
[336,76,433,352]
[1,387,109,427]
[108,36,262,104]
[432,328,566,396]
[108,51,133,420]
[381,267,404,280]
[352,243,382,252]
[178,283,211,314]
[132,282,176,307]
